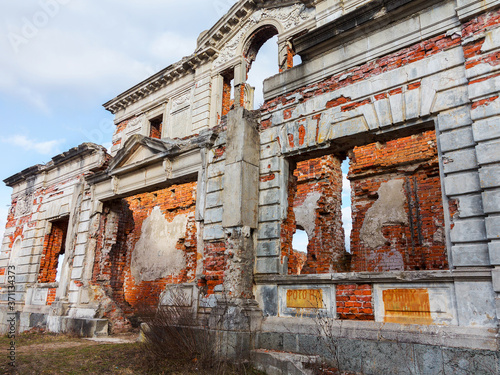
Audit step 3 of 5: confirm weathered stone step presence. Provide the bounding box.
[251,349,320,375]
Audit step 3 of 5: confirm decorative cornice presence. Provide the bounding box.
[103,47,218,115]
[103,0,317,115]
[3,143,108,187]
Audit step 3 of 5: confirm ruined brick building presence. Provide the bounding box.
[1,0,500,372]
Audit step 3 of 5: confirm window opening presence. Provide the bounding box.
[246,35,278,109]
[341,158,352,253]
[293,54,302,67]
[149,115,163,139]
[292,228,308,275]
[221,71,234,117]
[38,217,69,284]
[55,252,65,282]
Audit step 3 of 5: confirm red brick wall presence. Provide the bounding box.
[198,241,226,295]
[261,33,461,128]
[149,118,163,139]
[282,155,347,274]
[93,182,198,317]
[38,218,69,284]
[336,284,374,320]
[462,9,500,109]
[47,288,57,306]
[349,130,448,272]
[222,75,232,117]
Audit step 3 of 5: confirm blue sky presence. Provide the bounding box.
[0,0,351,249]
[0,0,239,239]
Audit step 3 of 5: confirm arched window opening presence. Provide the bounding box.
[244,25,279,109]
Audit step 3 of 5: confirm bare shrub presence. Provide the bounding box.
[138,288,259,374]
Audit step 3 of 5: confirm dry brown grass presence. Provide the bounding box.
[0,330,265,375]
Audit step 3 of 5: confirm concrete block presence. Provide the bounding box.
[259,205,280,223]
[485,215,500,239]
[256,257,280,274]
[444,172,481,196]
[207,176,223,193]
[488,241,500,265]
[471,96,500,121]
[205,191,222,209]
[440,128,475,152]
[432,85,469,113]
[257,222,280,240]
[457,194,484,218]
[442,347,498,374]
[450,218,487,243]
[203,225,224,240]
[80,211,90,222]
[255,285,278,317]
[476,139,500,165]
[455,281,497,327]
[260,141,280,160]
[257,239,280,257]
[71,254,85,268]
[452,244,490,266]
[479,165,500,188]
[76,233,88,245]
[77,221,90,233]
[207,161,224,177]
[225,108,260,166]
[222,162,259,228]
[442,148,478,174]
[414,344,445,375]
[259,188,281,206]
[472,117,500,142]
[204,207,223,224]
[71,267,83,279]
[437,106,472,131]
[482,189,500,214]
[469,75,500,100]
[74,244,86,256]
[260,157,281,174]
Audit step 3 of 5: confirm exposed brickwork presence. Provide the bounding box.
[349,130,448,272]
[92,182,198,322]
[222,75,232,116]
[47,288,57,306]
[113,120,129,147]
[149,117,163,139]
[198,241,227,295]
[38,218,69,284]
[336,284,374,320]
[261,32,461,127]
[282,155,347,274]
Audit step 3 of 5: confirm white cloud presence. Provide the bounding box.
[1,135,65,155]
[0,1,230,113]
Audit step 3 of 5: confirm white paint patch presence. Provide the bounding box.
[360,179,408,248]
[131,207,188,282]
[293,191,321,238]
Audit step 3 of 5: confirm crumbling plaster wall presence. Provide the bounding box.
[91,183,198,330]
[0,145,108,333]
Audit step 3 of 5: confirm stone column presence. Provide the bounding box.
[209,107,262,359]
